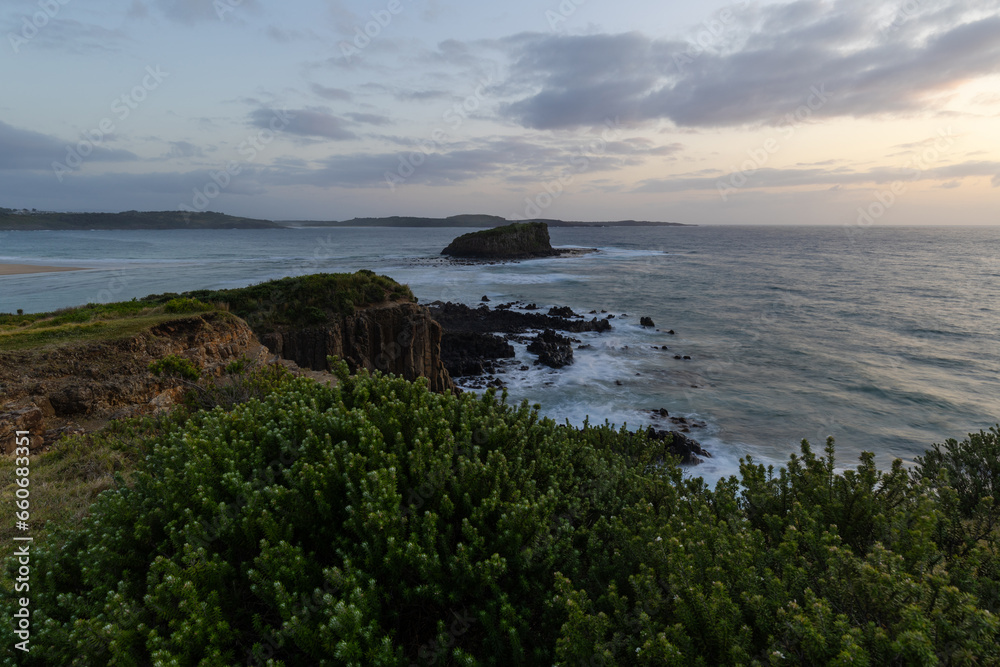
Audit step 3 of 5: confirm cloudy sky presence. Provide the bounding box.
[1,0,998,224]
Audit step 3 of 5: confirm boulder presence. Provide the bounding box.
[645,426,712,465]
[527,329,574,368]
[547,305,576,318]
[640,316,655,327]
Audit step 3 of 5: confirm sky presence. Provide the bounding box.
[1,0,998,225]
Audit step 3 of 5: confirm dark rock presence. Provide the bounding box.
[645,426,712,465]
[440,331,514,377]
[615,380,623,386]
[606,314,614,319]
[426,302,610,335]
[674,355,682,359]
[683,355,691,360]
[577,344,592,350]
[547,305,576,318]
[481,295,490,302]
[50,385,95,415]
[640,316,655,327]
[527,329,574,368]
[667,330,675,335]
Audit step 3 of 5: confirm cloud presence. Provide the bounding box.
[151,0,260,24]
[249,108,357,141]
[311,84,353,101]
[635,160,1000,193]
[2,18,133,55]
[499,0,1000,129]
[344,112,393,126]
[0,121,137,171]
[392,89,451,102]
[163,141,205,159]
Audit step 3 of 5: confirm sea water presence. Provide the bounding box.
[2,225,999,482]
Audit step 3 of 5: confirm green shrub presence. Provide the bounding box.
[148,353,201,381]
[163,297,211,314]
[5,366,999,666]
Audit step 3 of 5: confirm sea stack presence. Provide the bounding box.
[441,222,557,259]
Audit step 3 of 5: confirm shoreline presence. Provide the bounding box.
[0,263,87,276]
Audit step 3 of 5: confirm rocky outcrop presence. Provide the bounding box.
[1,299,458,451]
[0,312,268,448]
[427,301,611,336]
[258,302,455,393]
[440,332,514,377]
[427,301,610,380]
[527,330,575,368]
[441,222,557,259]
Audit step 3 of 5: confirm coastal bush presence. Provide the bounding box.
[141,271,415,332]
[148,353,201,381]
[5,364,999,665]
[163,296,211,314]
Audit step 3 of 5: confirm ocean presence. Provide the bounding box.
[3,225,999,482]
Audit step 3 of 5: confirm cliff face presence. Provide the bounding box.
[258,302,455,394]
[441,222,556,259]
[0,312,268,451]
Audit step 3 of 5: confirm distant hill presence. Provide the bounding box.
[0,209,280,230]
[0,208,692,230]
[287,214,691,228]
[287,214,510,228]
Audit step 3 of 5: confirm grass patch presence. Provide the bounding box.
[0,415,168,568]
[0,311,222,351]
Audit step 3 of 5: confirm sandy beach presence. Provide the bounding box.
[0,263,87,276]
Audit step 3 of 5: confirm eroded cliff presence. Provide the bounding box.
[258,301,454,393]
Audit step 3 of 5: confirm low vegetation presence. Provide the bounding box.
[3,360,998,665]
[0,300,218,351]
[142,270,415,332]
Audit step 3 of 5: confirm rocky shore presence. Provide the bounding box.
[1,272,711,465]
[426,298,712,464]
